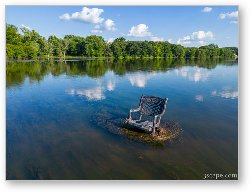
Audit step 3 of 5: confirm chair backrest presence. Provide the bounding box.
[139,96,167,117]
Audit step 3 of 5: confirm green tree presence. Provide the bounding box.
[48,35,63,58]
[62,37,71,59]
[171,44,185,58]
[111,37,127,58]
[152,42,164,58]
[163,42,173,58]
[85,35,106,57]
[6,24,22,45]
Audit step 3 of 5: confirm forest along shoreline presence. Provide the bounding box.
[6,24,238,61]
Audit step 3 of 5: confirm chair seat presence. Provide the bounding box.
[129,120,153,132]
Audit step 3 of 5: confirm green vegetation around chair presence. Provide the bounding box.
[6,24,238,61]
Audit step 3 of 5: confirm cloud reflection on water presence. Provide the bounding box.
[195,95,204,102]
[128,72,156,88]
[175,67,210,82]
[211,88,238,99]
[66,78,116,101]
[66,86,105,100]
[107,80,116,91]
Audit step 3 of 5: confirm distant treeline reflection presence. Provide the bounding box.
[6,58,237,87]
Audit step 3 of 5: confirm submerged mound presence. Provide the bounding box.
[121,120,183,144]
[93,110,183,145]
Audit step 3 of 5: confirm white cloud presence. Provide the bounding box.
[211,88,238,99]
[91,25,102,33]
[60,7,117,33]
[127,24,152,37]
[59,7,104,24]
[177,35,191,45]
[219,11,238,20]
[202,7,213,13]
[21,24,31,31]
[91,19,116,33]
[195,95,204,102]
[192,31,213,40]
[150,36,164,42]
[107,38,115,43]
[104,19,116,31]
[177,31,214,46]
[167,39,173,43]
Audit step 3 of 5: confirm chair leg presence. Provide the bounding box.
[139,115,142,121]
[128,112,132,122]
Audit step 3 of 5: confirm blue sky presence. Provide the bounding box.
[6,6,238,47]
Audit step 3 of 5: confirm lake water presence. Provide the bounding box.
[6,59,238,180]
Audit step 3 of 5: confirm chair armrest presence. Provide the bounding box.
[130,107,141,113]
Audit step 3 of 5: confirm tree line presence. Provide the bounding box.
[6,24,238,60]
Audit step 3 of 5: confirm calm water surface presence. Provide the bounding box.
[6,59,238,179]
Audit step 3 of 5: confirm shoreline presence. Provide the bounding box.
[6,57,238,63]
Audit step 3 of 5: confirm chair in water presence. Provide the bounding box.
[126,95,168,134]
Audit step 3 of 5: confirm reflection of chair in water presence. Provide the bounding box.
[126,95,168,134]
